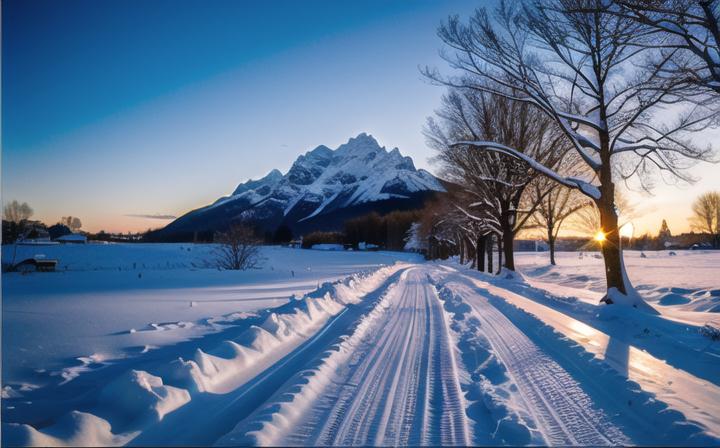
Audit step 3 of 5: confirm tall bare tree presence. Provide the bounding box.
[616,0,720,94]
[425,0,717,308]
[61,216,82,232]
[3,200,33,224]
[689,190,720,247]
[426,88,566,270]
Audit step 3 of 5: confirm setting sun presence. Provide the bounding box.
[594,231,606,242]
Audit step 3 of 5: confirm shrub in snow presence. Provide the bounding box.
[211,224,262,270]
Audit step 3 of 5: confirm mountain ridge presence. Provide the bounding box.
[151,133,445,240]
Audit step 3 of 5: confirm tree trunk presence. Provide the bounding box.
[503,223,515,271]
[547,196,556,265]
[486,235,493,274]
[477,235,486,272]
[596,95,632,302]
[597,198,628,297]
[496,236,503,275]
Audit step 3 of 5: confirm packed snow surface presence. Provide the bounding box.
[2,247,719,446]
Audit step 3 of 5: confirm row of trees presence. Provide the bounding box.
[421,0,719,309]
[344,210,421,250]
[3,200,85,243]
[299,210,422,250]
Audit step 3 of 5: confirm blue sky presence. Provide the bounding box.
[3,0,483,232]
[3,0,718,234]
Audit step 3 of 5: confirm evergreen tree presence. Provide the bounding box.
[658,219,673,246]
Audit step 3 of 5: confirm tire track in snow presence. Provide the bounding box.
[452,274,629,446]
[252,268,469,446]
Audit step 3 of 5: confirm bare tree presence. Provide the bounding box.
[526,181,591,265]
[616,0,720,94]
[213,223,262,270]
[524,150,590,264]
[689,190,720,247]
[426,88,566,271]
[425,0,717,308]
[3,200,33,223]
[61,216,82,232]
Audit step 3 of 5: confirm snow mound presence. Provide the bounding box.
[166,265,395,394]
[220,280,399,446]
[4,411,134,447]
[99,370,190,422]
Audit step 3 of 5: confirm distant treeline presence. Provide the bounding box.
[301,210,421,250]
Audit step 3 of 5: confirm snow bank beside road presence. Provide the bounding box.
[221,276,400,446]
[3,263,405,447]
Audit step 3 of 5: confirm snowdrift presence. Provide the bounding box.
[3,262,405,447]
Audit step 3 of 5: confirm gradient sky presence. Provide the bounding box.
[3,0,718,236]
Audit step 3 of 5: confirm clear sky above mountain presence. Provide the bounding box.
[3,0,718,235]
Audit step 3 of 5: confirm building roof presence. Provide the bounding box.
[56,233,87,242]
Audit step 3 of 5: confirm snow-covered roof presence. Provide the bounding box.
[56,233,87,242]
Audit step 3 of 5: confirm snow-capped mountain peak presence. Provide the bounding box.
[168,133,445,234]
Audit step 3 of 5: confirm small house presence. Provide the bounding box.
[17,228,55,245]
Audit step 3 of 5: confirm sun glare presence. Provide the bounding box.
[619,222,634,239]
[594,231,606,242]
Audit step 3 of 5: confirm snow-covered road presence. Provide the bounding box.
[5,260,720,446]
[247,268,469,446]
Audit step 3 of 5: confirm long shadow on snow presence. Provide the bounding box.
[439,272,718,446]
[461,267,720,386]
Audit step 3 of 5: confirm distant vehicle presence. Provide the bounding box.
[690,242,712,250]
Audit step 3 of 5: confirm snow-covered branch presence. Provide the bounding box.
[451,140,601,200]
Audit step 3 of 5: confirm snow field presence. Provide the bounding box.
[516,250,720,315]
[2,244,420,388]
[3,263,406,446]
[3,249,719,446]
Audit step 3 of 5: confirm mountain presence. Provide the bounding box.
[152,133,445,240]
